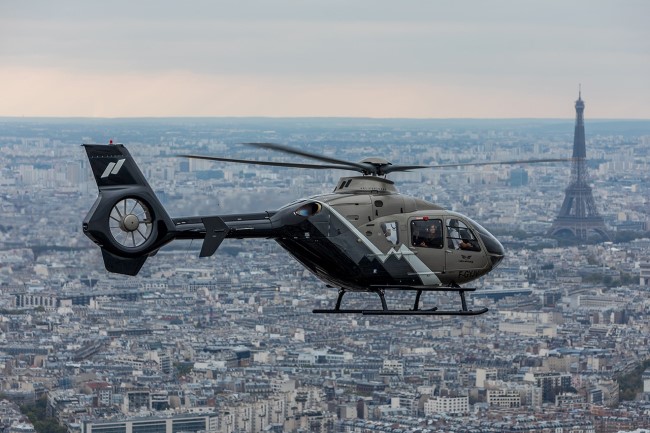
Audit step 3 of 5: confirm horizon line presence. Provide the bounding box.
[1,115,650,122]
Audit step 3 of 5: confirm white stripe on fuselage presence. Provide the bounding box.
[317,201,441,285]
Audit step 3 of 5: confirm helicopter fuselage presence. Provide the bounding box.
[173,176,505,292]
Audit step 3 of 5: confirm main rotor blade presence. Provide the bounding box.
[379,158,570,174]
[178,154,356,171]
[244,142,371,173]
[424,158,572,169]
[381,164,431,174]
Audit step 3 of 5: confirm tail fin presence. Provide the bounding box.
[85,144,153,189]
[82,144,176,275]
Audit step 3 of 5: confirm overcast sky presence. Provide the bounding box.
[1,0,648,118]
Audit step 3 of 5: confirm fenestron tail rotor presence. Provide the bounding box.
[109,198,153,248]
[83,143,176,268]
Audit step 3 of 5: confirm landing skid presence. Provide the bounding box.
[312,285,488,316]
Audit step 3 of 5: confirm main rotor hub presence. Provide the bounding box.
[359,157,392,166]
[359,157,392,175]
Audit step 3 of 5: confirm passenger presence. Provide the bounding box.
[412,226,422,246]
[419,222,443,248]
[380,222,398,245]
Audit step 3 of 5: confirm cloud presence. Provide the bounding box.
[0,0,648,117]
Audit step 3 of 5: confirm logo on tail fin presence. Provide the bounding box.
[101,159,126,178]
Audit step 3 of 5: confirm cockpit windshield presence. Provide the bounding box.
[463,216,504,256]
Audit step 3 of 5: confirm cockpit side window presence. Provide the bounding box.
[446,218,481,252]
[410,219,443,249]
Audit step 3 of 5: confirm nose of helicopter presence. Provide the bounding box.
[479,231,504,269]
[464,217,505,269]
[489,249,505,268]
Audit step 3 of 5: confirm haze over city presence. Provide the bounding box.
[1,0,649,118]
[1,115,650,432]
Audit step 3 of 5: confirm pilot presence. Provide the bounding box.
[459,238,474,250]
[448,219,461,249]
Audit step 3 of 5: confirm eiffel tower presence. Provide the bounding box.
[549,89,609,242]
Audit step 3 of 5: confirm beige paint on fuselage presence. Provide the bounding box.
[315,176,493,286]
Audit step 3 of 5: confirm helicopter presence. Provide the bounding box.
[82,142,566,316]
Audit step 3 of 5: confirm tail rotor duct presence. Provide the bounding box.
[109,198,153,248]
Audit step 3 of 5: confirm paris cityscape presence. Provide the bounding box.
[1,96,650,433]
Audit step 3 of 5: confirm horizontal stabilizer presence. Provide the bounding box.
[200,216,229,257]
